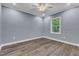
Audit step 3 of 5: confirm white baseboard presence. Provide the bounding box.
[0,36,43,50]
[0,36,79,51]
[43,36,79,47]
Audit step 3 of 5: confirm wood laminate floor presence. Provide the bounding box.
[0,38,79,56]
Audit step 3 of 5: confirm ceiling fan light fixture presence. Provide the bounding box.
[31,3,53,14]
[36,3,52,12]
[38,5,47,12]
[37,4,46,12]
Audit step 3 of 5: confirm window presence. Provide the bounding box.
[50,17,61,34]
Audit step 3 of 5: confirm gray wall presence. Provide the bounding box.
[2,6,43,44]
[44,7,79,44]
[2,6,79,45]
[0,4,1,45]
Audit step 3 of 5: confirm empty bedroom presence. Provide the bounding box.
[0,3,79,56]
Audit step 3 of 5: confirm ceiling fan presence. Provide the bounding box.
[31,3,53,13]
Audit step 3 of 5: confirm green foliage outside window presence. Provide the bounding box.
[52,18,60,32]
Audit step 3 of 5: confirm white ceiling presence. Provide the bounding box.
[2,3,79,17]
